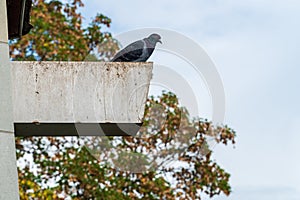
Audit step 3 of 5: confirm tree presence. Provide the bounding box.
[9,0,118,61]
[11,0,236,199]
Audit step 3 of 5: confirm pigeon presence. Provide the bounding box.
[111,33,162,62]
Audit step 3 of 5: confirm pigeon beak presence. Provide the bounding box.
[158,39,162,44]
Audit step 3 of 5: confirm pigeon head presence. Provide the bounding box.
[148,33,162,45]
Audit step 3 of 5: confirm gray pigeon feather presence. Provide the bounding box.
[111,33,162,62]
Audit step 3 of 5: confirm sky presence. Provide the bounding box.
[79,1,300,199]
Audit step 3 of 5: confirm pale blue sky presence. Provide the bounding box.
[80,1,300,199]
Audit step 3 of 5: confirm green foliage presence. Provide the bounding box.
[9,0,118,61]
[11,1,236,199]
[16,91,236,199]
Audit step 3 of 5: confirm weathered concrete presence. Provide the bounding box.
[11,61,152,125]
[0,43,14,132]
[0,0,8,43]
[0,133,19,200]
[0,1,20,199]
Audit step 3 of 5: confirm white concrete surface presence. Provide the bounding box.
[0,0,8,43]
[0,133,20,200]
[11,61,153,123]
[0,1,20,199]
[0,43,14,132]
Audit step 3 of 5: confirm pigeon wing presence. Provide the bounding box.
[111,40,145,62]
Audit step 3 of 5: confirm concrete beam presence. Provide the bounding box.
[11,62,153,136]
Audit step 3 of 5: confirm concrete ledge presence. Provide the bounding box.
[11,62,153,136]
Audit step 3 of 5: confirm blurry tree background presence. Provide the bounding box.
[11,0,236,199]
